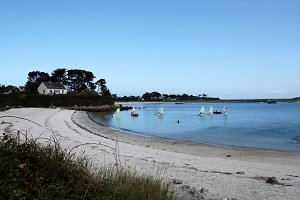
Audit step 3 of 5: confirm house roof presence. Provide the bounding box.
[42,82,67,90]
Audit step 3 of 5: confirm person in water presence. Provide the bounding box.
[177,120,180,123]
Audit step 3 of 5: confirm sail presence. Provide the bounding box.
[132,107,136,112]
[209,106,213,114]
[200,106,205,114]
[159,107,164,114]
[222,106,227,114]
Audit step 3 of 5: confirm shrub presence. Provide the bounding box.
[0,94,114,109]
[0,132,174,200]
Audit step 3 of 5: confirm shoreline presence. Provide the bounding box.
[78,111,300,165]
[1,108,300,200]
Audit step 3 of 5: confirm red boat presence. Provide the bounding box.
[131,107,139,117]
[131,112,139,117]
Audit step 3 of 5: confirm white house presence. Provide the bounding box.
[38,82,68,95]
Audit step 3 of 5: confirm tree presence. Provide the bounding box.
[182,93,189,98]
[84,71,96,92]
[95,79,111,97]
[51,68,67,85]
[142,92,151,101]
[67,69,95,92]
[0,84,20,94]
[142,91,162,101]
[25,71,50,94]
[150,91,161,98]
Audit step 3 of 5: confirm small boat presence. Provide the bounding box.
[213,111,222,114]
[175,102,183,104]
[113,107,121,117]
[131,107,139,117]
[208,106,214,115]
[199,106,205,116]
[131,112,139,117]
[222,106,228,115]
[155,107,164,116]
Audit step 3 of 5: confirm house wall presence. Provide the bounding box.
[38,83,68,95]
[38,83,48,95]
[53,89,68,95]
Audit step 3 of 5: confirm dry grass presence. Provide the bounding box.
[0,131,175,200]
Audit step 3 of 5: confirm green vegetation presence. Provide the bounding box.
[115,91,219,102]
[0,68,114,110]
[25,68,111,96]
[0,132,174,200]
[0,94,113,109]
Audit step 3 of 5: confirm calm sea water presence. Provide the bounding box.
[90,103,300,152]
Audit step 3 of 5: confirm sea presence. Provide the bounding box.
[89,102,300,152]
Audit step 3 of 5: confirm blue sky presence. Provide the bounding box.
[0,0,299,99]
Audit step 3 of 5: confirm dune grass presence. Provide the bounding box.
[0,132,175,200]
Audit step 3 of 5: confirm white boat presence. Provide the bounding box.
[222,106,228,115]
[199,106,205,116]
[208,106,214,115]
[131,107,139,117]
[155,107,164,116]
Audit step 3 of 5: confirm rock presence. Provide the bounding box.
[236,171,245,175]
[200,188,208,193]
[266,177,278,184]
[180,185,190,189]
[172,179,183,184]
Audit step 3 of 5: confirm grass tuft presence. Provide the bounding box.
[0,132,175,200]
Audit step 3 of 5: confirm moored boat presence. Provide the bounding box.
[208,106,214,115]
[155,107,164,116]
[199,106,206,116]
[131,107,139,117]
[222,106,228,115]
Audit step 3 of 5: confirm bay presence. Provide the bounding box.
[89,102,300,152]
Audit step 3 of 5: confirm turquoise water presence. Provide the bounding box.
[90,103,300,152]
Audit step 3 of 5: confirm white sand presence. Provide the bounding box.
[1,108,300,200]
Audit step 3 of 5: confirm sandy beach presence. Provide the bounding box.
[1,108,300,200]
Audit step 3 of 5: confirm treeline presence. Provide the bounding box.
[115,91,220,102]
[0,85,21,94]
[0,68,114,109]
[0,94,113,108]
[25,68,111,96]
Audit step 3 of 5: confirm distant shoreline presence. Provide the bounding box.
[115,97,300,104]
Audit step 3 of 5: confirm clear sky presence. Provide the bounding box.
[0,0,299,99]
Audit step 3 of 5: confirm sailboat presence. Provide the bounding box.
[222,106,228,115]
[112,107,121,118]
[131,107,139,117]
[208,106,214,115]
[155,107,164,116]
[199,106,205,116]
